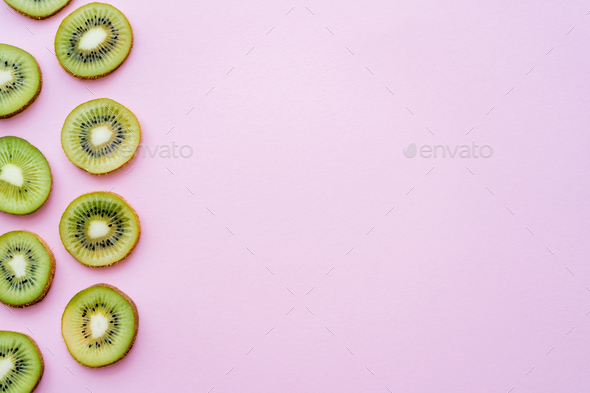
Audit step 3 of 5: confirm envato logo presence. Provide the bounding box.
[118,141,193,159]
[403,142,493,159]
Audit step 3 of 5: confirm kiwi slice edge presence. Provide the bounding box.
[0,136,53,216]
[0,330,44,392]
[61,98,142,175]
[59,191,141,268]
[4,0,73,20]
[0,230,56,308]
[0,44,43,120]
[61,283,139,368]
[54,2,134,80]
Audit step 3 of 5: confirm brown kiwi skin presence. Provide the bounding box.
[62,284,139,368]
[61,101,141,175]
[0,61,42,120]
[0,232,56,308]
[58,21,134,80]
[60,192,141,268]
[5,0,73,20]
[1,331,44,391]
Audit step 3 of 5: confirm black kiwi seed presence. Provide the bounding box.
[0,60,25,99]
[76,115,127,158]
[55,3,133,80]
[0,232,55,309]
[0,332,43,391]
[60,192,140,267]
[71,202,127,252]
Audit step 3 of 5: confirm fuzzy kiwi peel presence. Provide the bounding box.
[61,284,139,368]
[0,331,44,393]
[59,191,141,268]
[0,44,42,119]
[0,231,56,308]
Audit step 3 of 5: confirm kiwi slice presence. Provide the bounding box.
[0,44,42,119]
[4,0,71,20]
[0,137,52,215]
[62,284,138,368]
[59,192,140,268]
[0,331,44,393]
[61,98,141,175]
[0,231,55,308]
[54,3,133,79]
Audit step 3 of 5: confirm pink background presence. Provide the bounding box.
[2,0,590,392]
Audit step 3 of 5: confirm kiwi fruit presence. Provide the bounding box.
[54,3,133,79]
[0,137,52,215]
[4,0,72,20]
[62,284,138,368]
[59,192,140,268]
[61,98,141,175]
[0,44,42,119]
[0,231,55,308]
[0,331,44,393]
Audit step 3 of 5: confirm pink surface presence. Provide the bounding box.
[2,1,590,392]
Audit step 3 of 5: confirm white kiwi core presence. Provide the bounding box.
[0,163,24,187]
[88,221,109,239]
[90,313,109,338]
[79,27,108,50]
[90,126,113,147]
[8,254,28,278]
[0,69,13,86]
[0,357,14,380]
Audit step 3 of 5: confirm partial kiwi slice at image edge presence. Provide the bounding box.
[4,0,72,20]
[0,44,42,119]
[0,136,52,215]
[61,98,141,175]
[59,191,140,268]
[0,231,56,308]
[0,331,44,393]
[61,284,139,368]
[54,2,133,79]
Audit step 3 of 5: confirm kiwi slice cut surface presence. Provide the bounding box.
[59,192,140,267]
[62,98,141,174]
[0,331,44,393]
[54,2,133,79]
[62,284,138,368]
[0,137,52,215]
[4,0,71,19]
[0,231,55,308]
[0,44,42,119]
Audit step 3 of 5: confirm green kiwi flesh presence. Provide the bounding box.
[0,231,55,308]
[0,331,44,393]
[59,192,140,267]
[61,98,141,174]
[62,284,138,368]
[54,2,133,79]
[4,0,72,19]
[0,44,42,119]
[0,137,52,215]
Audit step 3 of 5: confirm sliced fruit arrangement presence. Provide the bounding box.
[0,136,52,215]
[54,2,133,79]
[4,0,72,20]
[0,331,44,392]
[59,192,140,267]
[0,44,42,119]
[0,231,55,308]
[61,98,141,174]
[62,284,138,368]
